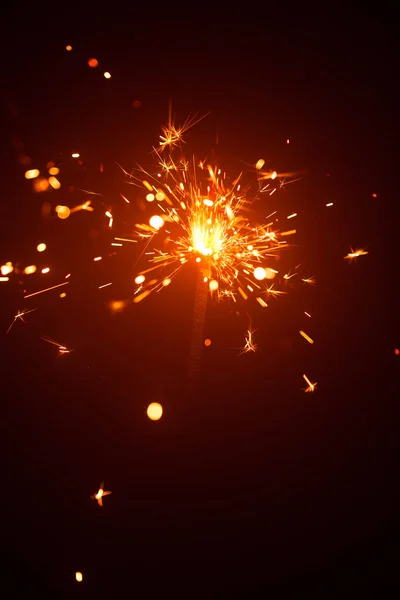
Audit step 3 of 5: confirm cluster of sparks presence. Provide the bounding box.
[129,117,303,311]
[1,111,375,386]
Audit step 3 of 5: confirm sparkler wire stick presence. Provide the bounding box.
[187,269,209,393]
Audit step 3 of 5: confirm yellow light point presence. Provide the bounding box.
[93,256,102,262]
[66,45,72,51]
[203,198,213,207]
[75,572,82,583]
[146,193,155,202]
[253,267,267,281]
[147,402,163,421]
[271,171,277,179]
[256,159,265,170]
[303,374,318,393]
[326,202,333,207]
[143,180,153,192]
[162,278,171,286]
[204,338,212,346]
[48,176,61,189]
[149,215,164,229]
[0,277,9,282]
[55,205,70,219]
[209,280,218,291]
[299,330,314,344]
[156,191,165,201]
[36,243,46,252]
[41,267,50,274]
[90,481,112,507]
[60,292,67,298]
[1,262,13,275]
[103,71,111,79]
[24,265,37,275]
[287,212,297,219]
[24,169,40,180]
[135,275,145,284]
[48,167,59,175]
[71,153,80,158]
[345,247,368,260]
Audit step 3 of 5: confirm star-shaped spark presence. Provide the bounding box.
[6,308,36,334]
[41,336,73,355]
[303,373,318,393]
[90,481,112,507]
[240,329,258,354]
[344,247,368,260]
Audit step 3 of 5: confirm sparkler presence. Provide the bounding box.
[127,117,303,387]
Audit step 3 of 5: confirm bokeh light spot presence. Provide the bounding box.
[254,267,267,281]
[147,402,163,421]
[149,215,164,229]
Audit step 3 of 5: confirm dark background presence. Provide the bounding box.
[1,6,398,597]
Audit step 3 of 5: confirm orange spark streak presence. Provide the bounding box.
[23,281,69,298]
[299,330,314,344]
[303,373,318,393]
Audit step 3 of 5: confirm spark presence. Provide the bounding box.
[75,572,83,583]
[345,247,368,260]
[0,277,9,282]
[240,328,257,354]
[267,285,286,299]
[299,330,314,344]
[41,337,73,355]
[326,202,333,207]
[99,282,112,289]
[302,276,316,285]
[90,481,112,507]
[7,308,36,334]
[287,212,297,219]
[304,311,311,318]
[303,373,318,393]
[23,281,69,299]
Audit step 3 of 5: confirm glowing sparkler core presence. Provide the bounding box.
[130,117,301,306]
